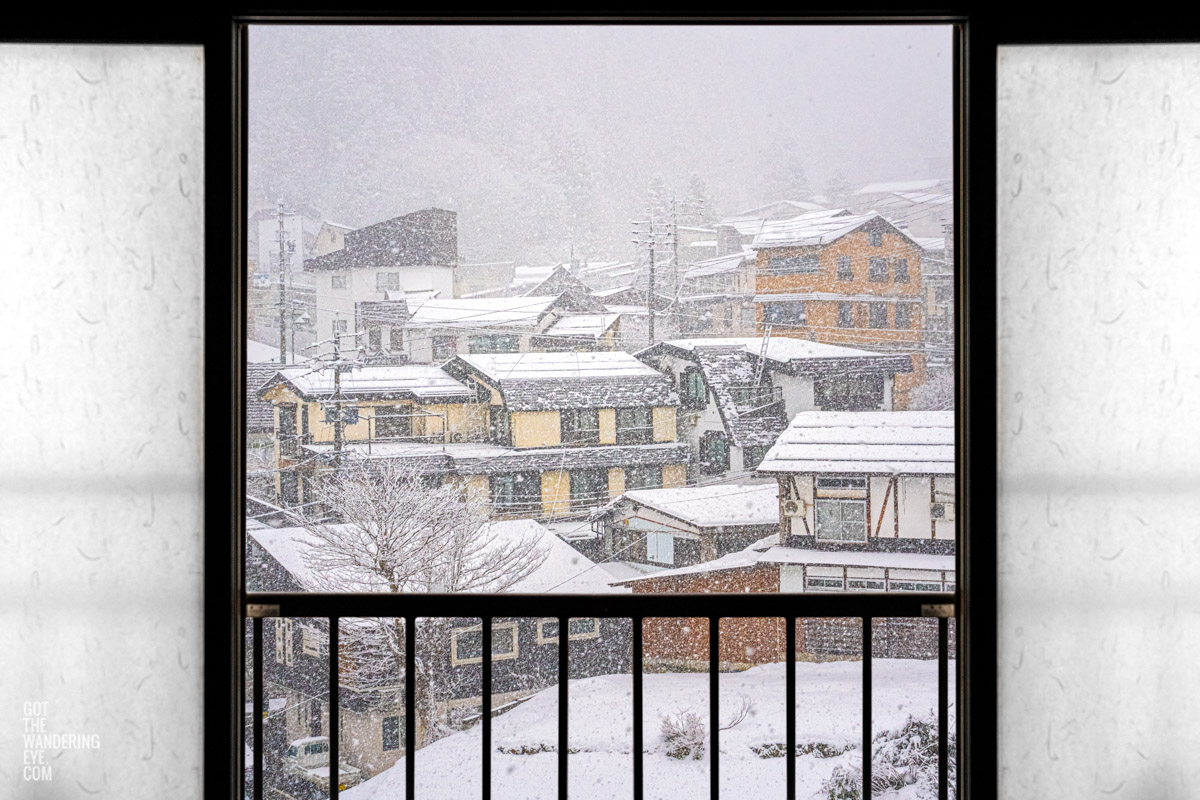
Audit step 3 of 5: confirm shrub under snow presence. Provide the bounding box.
[820,714,955,800]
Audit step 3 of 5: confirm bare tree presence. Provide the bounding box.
[297,457,550,746]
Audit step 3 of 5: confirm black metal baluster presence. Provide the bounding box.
[710,616,719,800]
[558,616,569,799]
[406,616,415,800]
[633,617,643,800]
[939,616,949,800]
[862,617,872,800]
[253,616,263,800]
[330,616,340,800]
[482,618,492,800]
[786,617,796,800]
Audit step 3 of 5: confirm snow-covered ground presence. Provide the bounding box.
[344,658,954,800]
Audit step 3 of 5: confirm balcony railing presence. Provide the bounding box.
[244,592,955,800]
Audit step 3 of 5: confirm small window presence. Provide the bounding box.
[301,624,321,658]
[376,271,400,292]
[382,716,402,752]
[616,407,653,445]
[469,333,520,353]
[699,430,730,475]
[373,404,412,439]
[815,498,867,543]
[489,408,512,446]
[368,325,382,349]
[837,301,853,328]
[537,617,601,643]
[895,258,910,282]
[389,327,404,352]
[743,444,770,470]
[807,576,846,591]
[490,471,540,514]
[624,464,662,491]
[895,303,913,329]
[646,531,675,564]
[331,274,348,290]
[868,257,888,282]
[283,619,294,666]
[868,303,889,328]
[562,408,600,446]
[333,319,348,335]
[537,618,560,644]
[569,468,608,511]
[836,255,853,281]
[432,335,457,361]
[680,367,707,410]
[814,375,886,411]
[868,230,883,247]
[847,579,887,591]
[451,621,519,665]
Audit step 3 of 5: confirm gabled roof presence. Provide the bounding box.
[448,352,675,411]
[758,411,954,475]
[682,252,748,278]
[723,207,851,238]
[405,295,559,329]
[602,483,780,529]
[258,364,473,402]
[302,207,456,271]
[638,337,913,378]
[543,313,620,339]
[751,211,919,250]
[726,199,828,221]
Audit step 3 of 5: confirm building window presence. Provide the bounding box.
[814,375,886,411]
[537,617,601,644]
[699,430,730,475]
[372,404,412,439]
[301,624,321,658]
[389,327,404,352]
[333,319,349,335]
[368,325,382,349]
[868,257,888,282]
[836,255,853,281]
[490,471,540,515]
[814,476,868,543]
[376,271,400,292]
[868,230,883,247]
[451,621,519,665]
[743,444,770,470]
[807,576,846,591]
[624,464,662,491]
[561,408,600,446]
[489,408,512,446]
[382,716,402,752]
[762,301,806,325]
[895,258,910,282]
[837,301,853,328]
[432,335,457,361]
[569,468,608,511]
[331,274,348,290]
[469,333,520,353]
[680,367,707,410]
[646,531,675,565]
[895,303,913,329]
[616,407,653,445]
[868,303,889,328]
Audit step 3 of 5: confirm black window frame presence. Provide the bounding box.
[837,300,854,328]
[560,407,600,447]
[615,406,653,445]
[195,13,1002,800]
[868,255,888,281]
[836,254,854,280]
[868,301,889,328]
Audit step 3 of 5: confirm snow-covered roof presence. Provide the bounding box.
[913,236,947,252]
[449,352,675,411]
[726,200,827,221]
[258,364,473,402]
[543,314,620,338]
[249,520,627,594]
[854,178,945,196]
[724,207,851,238]
[758,411,955,475]
[644,337,878,364]
[893,190,952,205]
[753,292,920,304]
[246,339,282,364]
[612,484,780,528]
[683,253,748,278]
[406,296,558,329]
[751,211,918,250]
[322,220,354,231]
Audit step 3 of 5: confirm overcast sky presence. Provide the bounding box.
[249,24,952,263]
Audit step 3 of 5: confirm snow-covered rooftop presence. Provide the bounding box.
[249,519,627,594]
[645,337,878,363]
[683,252,747,278]
[757,411,955,475]
[455,351,663,382]
[543,313,620,338]
[751,210,917,250]
[246,338,282,364]
[615,483,780,528]
[406,296,558,328]
[259,364,472,402]
[854,178,946,195]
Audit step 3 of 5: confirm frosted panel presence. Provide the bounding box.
[998,45,1200,800]
[0,45,204,797]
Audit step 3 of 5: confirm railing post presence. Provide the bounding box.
[482,618,492,800]
[330,616,340,800]
[939,615,948,800]
[863,616,872,800]
[405,616,415,799]
[633,617,643,800]
[558,616,569,799]
[253,617,263,800]
[786,616,796,800]
[709,616,719,800]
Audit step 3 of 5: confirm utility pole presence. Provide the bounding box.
[632,215,675,347]
[276,198,297,366]
[303,313,362,472]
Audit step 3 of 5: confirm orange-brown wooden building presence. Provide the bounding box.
[751,209,927,407]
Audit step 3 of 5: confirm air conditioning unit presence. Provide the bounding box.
[931,502,956,522]
[784,499,807,517]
